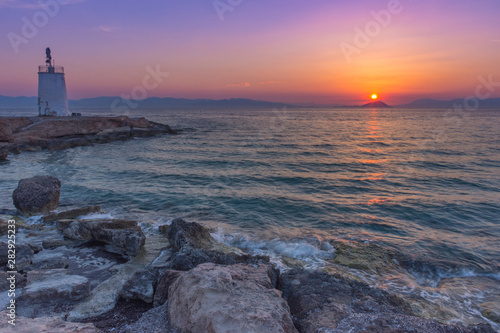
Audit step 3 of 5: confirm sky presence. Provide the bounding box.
[1,0,500,105]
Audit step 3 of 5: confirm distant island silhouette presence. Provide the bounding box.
[361,101,391,108]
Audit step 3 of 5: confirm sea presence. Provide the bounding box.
[1,107,499,330]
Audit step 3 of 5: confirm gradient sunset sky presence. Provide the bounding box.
[1,0,500,105]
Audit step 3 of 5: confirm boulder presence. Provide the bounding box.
[42,206,101,223]
[22,269,90,303]
[165,219,270,270]
[58,219,146,256]
[153,269,182,306]
[12,175,61,216]
[279,269,494,333]
[0,311,101,333]
[120,269,157,304]
[167,218,216,251]
[168,263,298,333]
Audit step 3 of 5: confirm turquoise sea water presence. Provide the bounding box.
[1,107,499,328]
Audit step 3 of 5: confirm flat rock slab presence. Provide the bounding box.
[0,311,101,333]
[22,269,90,303]
[59,219,146,257]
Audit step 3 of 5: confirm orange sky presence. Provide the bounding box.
[1,0,499,105]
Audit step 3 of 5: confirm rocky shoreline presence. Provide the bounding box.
[0,115,178,161]
[0,176,497,332]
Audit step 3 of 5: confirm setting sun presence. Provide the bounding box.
[371,94,378,100]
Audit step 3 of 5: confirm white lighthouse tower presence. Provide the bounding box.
[38,48,69,116]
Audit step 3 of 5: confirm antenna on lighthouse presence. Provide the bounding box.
[45,47,52,67]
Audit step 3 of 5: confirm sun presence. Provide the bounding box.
[371,94,378,100]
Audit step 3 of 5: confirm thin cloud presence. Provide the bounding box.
[0,0,85,9]
[98,25,118,33]
[491,39,500,42]
[227,82,250,88]
[258,80,283,85]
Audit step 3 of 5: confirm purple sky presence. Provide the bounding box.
[1,0,500,104]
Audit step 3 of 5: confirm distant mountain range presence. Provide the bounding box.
[1,95,500,109]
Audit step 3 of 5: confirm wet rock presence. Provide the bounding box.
[0,311,101,333]
[22,269,90,303]
[58,219,146,256]
[153,269,183,306]
[168,263,297,333]
[0,242,34,271]
[165,218,270,270]
[42,205,100,223]
[167,218,216,251]
[12,175,61,216]
[279,269,492,333]
[120,269,156,303]
[331,240,401,274]
[481,302,500,324]
[158,224,170,235]
[62,220,93,241]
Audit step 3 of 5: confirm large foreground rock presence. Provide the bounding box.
[279,269,495,333]
[168,263,297,333]
[165,218,270,270]
[12,175,61,215]
[58,219,146,256]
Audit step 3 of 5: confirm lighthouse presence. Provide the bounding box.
[38,48,69,116]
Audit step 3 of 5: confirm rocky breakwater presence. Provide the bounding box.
[0,115,177,160]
